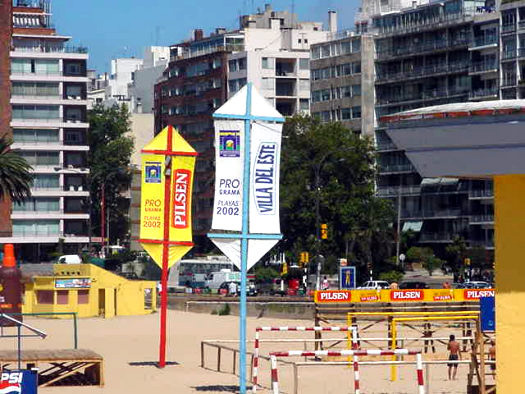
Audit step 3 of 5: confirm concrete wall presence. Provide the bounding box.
[494,175,525,392]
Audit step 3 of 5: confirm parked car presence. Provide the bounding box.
[56,255,82,264]
[399,281,429,289]
[357,280,390,290]
[218,281,258,296]
[463,281,492,289]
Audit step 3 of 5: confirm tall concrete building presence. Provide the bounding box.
[0,0,14,239]
[0,0,90,261]
[154,5,332,248]
[311,0,498,252]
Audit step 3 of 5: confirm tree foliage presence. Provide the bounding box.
[406,246,443,276]
[0,137,33,203]
[88,104,134,245]
[445,236,467,274]
[280,115,395,276]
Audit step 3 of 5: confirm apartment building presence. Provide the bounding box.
[373,0,497,252]
[154,5,332,247]
[310,31,375,135]
[499,1,525,98]
[0,0,90,262]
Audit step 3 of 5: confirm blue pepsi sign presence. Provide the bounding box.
[339,266,356,289]
[0,370,38,394]
[480,296,495,332]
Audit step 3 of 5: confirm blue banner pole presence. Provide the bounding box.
[239,82,253,394]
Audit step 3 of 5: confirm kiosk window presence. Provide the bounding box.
[78,290,89,304]
[56,290,69,305]
[36,290,53,304]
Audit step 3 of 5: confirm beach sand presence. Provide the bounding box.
[0,310,490,393]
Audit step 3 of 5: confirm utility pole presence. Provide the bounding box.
[314,162,322,291]
[395,183,402,265]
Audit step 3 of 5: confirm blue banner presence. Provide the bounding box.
[339,266,356,289]
[480,296,495,332]
[0,369,37,394]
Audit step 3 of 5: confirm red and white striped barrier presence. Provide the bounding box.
[269,349,425,394]
[252,326,357,393]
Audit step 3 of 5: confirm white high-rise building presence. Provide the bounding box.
[4,0,90,261]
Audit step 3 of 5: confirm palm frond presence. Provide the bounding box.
[0,136,33,203]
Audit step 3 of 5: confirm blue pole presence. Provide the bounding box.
[239,83,253,393]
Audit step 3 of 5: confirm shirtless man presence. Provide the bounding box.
[447,334,461,380]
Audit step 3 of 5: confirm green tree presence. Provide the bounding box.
[0,137,33,203]
[280,115,395,277]
[406,246,443,276]
[88,105,134,246]
[445,236,467,274]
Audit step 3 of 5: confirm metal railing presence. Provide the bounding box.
[376,39,470,60]
[471,36,497,48]
[13,45,88,54]
[470,214,494,223]
[419,232,454,242]
[10,70,61,76]
[502,23,516,33]
[378,163,416,173]
[172,44,244,61]
[376,141,398,151]
[501,49,517,60]
[469,88,498,99]
[376,185,421,196]
[519,48,525,58]
[376,62,468,82]
[469,189,494,198]
[519,20,525,30]
[469,61,497,73]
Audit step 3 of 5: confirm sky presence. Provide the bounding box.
[50,0,358,74]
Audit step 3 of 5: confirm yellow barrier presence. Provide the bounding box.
[315,288,494,304]
[390,315,479,381]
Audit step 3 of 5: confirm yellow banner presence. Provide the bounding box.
[139,126,197,269]
[314,288,495,304]
[140,154,165,241]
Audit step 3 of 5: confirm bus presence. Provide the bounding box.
[168,257,235,290]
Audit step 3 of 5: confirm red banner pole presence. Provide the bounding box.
[159,126,174,368]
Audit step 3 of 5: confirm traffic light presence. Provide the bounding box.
[299,252,309,265]
[321,223,328,239]
[367,262,372,271]
[464,258,471,267]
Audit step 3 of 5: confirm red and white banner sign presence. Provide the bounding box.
[390,290,424,301]
[464,289,495,300]
[315,290,352,303]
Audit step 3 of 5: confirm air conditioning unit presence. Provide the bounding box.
[67,165,74,169]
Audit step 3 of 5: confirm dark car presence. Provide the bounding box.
[399,281,429,289]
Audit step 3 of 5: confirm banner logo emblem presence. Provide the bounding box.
[219,130,240,157]
[145,162,162,183]
[172,169,191,229]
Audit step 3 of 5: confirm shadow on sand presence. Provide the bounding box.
[128,361,180,367]
[192,385,239,392]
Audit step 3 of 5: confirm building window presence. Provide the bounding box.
[14,198,59,212]
[352,84,361,96]
[262,78,273,90]
[37,290,54,304]
[299,59,309,70]
[78,290,89,304]
[352,106,362,119]
[13,220,60,237]
[341,108,351,120]
[311,47,320,60]
[262,57,270,69]
[300,99,309,111]
[57,290,69,305]
[228,59,237,72]
[352,38,361,53]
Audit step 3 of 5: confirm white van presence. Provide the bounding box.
[57,255,82,264]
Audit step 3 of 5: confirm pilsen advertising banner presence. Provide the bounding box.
[140,126,196,269]
[314,289,495,304]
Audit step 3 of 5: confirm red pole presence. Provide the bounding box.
[159,126,173,368]
[101,183,105,257]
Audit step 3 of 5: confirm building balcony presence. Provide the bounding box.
[376,62,468,83]
[469,61,498,74]
[0,230,89,244]
[377,88,468,106]
[469,189,494,199]
[469,214,494,225]
[11,210,89,220]
[171,44,244,61]
[469,36,498,49]
[376,185,421,196]
[30,186,89,197]
[469,88,498,100]
[419,232,454,243]
[376,39,469,60]
[12,45,87,54]
[502,23,517,34]
[376,141,399,151]
[378,163,417,174]
[10,71,89,83]
[502,49,517,60]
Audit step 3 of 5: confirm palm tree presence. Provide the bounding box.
[0,136,33,203]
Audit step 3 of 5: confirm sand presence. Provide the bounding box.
[0,310,490,393]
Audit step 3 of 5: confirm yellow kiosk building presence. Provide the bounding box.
[22,264,157,318]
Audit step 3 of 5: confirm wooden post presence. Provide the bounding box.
[293,363,298,394]
[478,321,486,394]
[217,347,221,372]
[233,349,237,375]
[201,342,204,368]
